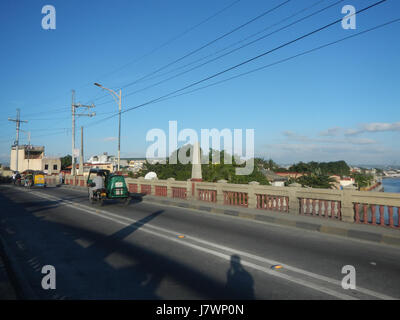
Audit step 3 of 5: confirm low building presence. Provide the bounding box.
[43,158,61,175]
[262,169,287,187]
[10,145,61,174]
[275,172,305,179]
[87,152,130,170]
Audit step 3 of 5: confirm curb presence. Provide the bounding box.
[58,185,400,248]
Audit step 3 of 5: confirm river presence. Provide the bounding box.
[382,178,400,193]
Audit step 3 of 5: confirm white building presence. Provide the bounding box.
[10,145,61,174]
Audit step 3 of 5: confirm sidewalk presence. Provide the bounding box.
[61,184,400,248]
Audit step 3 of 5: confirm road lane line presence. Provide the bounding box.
[11,186,398,300]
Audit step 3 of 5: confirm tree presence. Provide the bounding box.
[296,173,336,189]
[60,155,72,170]
[140,146,270,185]
[351,172,374,188]
[289,160,350,176]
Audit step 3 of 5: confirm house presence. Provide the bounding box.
[262,169,287,187]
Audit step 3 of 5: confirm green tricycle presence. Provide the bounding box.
[87,168,130,206]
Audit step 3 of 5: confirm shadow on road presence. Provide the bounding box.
[225,255,254,300]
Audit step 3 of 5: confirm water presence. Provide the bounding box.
[382,178,400,193]
[366,178,400,226]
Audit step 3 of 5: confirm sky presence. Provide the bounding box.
[0,0,399,166]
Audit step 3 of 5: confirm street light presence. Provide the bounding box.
[94,83,122,172]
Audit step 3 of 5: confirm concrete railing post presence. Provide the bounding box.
[167,178,174,198]
[288,187,300,215]
[137,177,144,193]
[187,179,194,200]
[341,189,355,222]
[150,180,156,195]
[216,180,227,205]
[248,181,259,209]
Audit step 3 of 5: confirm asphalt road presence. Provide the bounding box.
[0,184,399,300]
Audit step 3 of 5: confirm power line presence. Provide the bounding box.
[87,0,326,108]
[168,18,400,100]
[85,0,387,128]
[88,0,243,83]
[83,0,243,104]
[118,0,292,91]
[128,0,327,86]
[88,17,400,131]
[120,0,345,100]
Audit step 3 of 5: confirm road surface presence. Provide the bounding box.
[0,184,399,300]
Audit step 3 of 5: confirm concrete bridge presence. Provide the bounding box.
[0,174,399,300]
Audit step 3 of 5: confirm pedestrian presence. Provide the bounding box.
[59,171,63,185]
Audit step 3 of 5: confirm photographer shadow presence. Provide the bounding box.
[225,255,255,300]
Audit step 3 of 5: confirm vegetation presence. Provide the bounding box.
[139,147,270,185]
[351,172,374,188]
[60,155,72,170]
[295,173,336,189]
[254,158,288,172]
[288,160,350,176]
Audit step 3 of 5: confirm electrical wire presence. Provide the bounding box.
[84,0,387,129]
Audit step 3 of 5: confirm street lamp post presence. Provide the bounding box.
[94,83,122,172]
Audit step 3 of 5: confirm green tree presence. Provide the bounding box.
[296,173,336,189]
[60,155,72,170]
[140,146,270,185]
[351,172,374,188]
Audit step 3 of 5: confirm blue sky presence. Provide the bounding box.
[1,0,399,166]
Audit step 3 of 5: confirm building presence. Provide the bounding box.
[10,145,61,174]
[329,175,356,190]
[87,152,129,170]
[275,172,305,179]
[262,169,287,187]
[43,158,62,175]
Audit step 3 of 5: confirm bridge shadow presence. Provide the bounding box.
[225,255,255,300]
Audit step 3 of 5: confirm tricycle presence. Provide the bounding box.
[87,168,130,206]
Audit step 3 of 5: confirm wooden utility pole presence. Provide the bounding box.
[8,109,28,172]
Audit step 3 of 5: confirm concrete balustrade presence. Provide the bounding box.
[59,174,400,229]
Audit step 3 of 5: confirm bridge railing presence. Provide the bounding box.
[60,174,400,229]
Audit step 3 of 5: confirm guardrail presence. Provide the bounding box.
[57,175,400,229]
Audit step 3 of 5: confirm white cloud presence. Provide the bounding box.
[319,127,342,137]
[281,131,376,145]
[345,122,400,136]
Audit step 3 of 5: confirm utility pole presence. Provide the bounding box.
[8,109,28,172]
[71,90,95,176]
[94,83,122,172]
[78,126,84,175]
[71,90,76,176]
[27,132,31,171]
